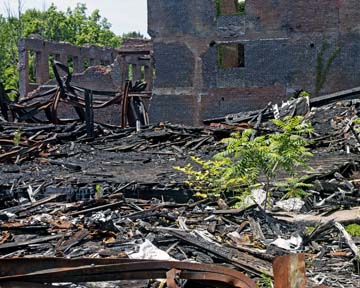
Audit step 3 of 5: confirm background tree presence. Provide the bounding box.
[20,3,122,46]
[0,3,143,90]
[122,31,145,39]
[0,14,19,88]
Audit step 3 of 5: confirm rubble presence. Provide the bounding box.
[0,89,360,287]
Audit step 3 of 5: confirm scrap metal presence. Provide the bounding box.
[0,258,258,288]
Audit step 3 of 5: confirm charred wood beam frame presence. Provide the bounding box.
[7,60,150,128]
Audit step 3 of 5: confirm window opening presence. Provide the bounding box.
[218,44,245,68]
[48,54,55,79]
[67,56,74,73]
[83,58,90,70]
[216,0,246,16]
[127,64,133,80]
[141,66,145,81]
[28,51,36,83]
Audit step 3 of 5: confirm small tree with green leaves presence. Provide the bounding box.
[216,116,314,206]
[257,271,273,288]
[175,116,314,207]
[13,129,22,146]
[353,117,360,133]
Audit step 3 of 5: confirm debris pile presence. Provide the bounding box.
[0,95,359,287]
[0,61,150,128]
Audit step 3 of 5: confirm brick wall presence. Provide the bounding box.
[148,0,360,125]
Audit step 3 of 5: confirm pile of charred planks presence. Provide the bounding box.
[0,88,359,287]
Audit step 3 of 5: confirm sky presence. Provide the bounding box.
[0,0,148,36]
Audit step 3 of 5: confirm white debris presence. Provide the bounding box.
[127,239,175,261]
[0,211,16,220]
[274,198,305,212]
[270,234,303,251]
[243,189,267,207]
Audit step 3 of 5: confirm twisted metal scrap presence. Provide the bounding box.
[0,257,258,288]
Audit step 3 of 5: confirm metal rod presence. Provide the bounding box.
[85,89,94,138]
